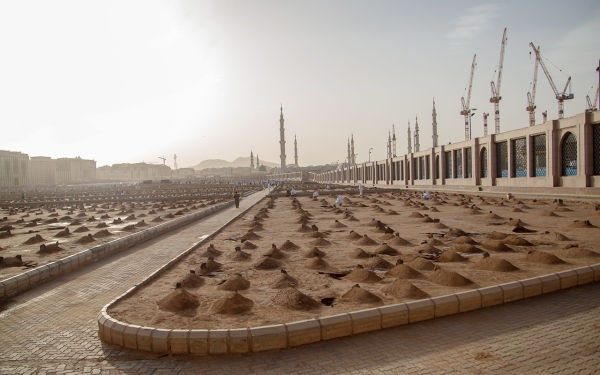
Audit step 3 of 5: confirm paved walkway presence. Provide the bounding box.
[1,190,599,374]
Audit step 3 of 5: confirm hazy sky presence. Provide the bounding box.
[1,0,599,168]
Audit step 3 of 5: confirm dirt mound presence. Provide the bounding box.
[157,287,200,312]
[541,232,570,241]
[524,250,566,265]
[407,257,436,271]
[271,271,298,289]
[55,228,71,237]
[568,220,596,228]
[75,234,95,244]
[409,212,423,218]
[355,235,378,246]
[280,240,299,250]
[465,208,482,215]
[487,231,508,240]
[386,264,424,279]
[164,213,175,219]
[502,235,533,246]
[554,207,573,212]
[438,250,468,262]
[23,234,45,245]
[427,269,473,287]
[427,238,444,246]
[255,257,282,270]
[306,231,324,238]
[344,267,382,283]
[242,241,257,249]
[507,218,527,226]
[380,233,395,240]
[432,222,449,229]
[272,287,319,310]
[136,220,148,227]
[557,247,600,258]
[201,245,223,257]
[363,256,394,270]
[38,243,64,253]
[374,243,399,255]
[95,222,109,228]
[446,228,467,238]
[217,274,250,291]
[350,248,370,259]
[541,210,559,217]
[310,237,331,246]
[211,291,254,315]
[305,256,329,269]
[482,240,514,252]
[471,257,520,272]
[381,279,429,299]
[388,234,412,246]
[510,208,524,213]
[242,230,262,240]
[151,217,164,222]
[179,270,204,288]
[341,285,382,304]
[347,231,362,240]
[485,212,503,219]
[304,247,326,258]
[453,236,478,245]
[94,229,112,238]
[230,248,251,261]
[122,225,136,231]
[416,244,442,254]
[72,226,89,233]
[264,245,286,259]
[385,210,399,215]
[420,216,434,223]
[453,244,484,253]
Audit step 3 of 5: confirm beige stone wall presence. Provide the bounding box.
[0,150,30,187]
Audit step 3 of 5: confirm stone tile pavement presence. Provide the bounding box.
[0,190,599,374]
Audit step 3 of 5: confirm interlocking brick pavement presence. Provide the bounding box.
[1,190,599,374]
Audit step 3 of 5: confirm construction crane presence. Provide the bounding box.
[490,28,507,134]
[586,84,599,111]
[530,42,574,119]
[461,54,477,140]
[173,154,178,170]
[158,156,166,165]
[526,44,540,127]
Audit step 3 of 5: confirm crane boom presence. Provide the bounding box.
[490,28,507,134]
[526,45,540,127]
[461,54,477,140]
[529,42,574,118]
[587,86,599,111]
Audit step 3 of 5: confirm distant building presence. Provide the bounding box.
[0,150,30,187]
[29,156,56,185]
[97,162,171,181]
[54,157,96,184]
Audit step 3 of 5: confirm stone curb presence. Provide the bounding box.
[0,198,245,302]
[98,263,600,355]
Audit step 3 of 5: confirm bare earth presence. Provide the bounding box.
[108,190,600,330]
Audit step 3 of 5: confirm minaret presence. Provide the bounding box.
[250,150,255,172]
[432,99,438,148]
[294,134,299,167]
[347,138,351,166]
[392,125,397,157]
[279,105,286,171]
[414,115,420,153]
[387,132,392,159]
[351,133,356,165]
[256,154,260,170]
[407,120,412,154]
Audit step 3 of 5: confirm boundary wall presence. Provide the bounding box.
[312,111,600,195]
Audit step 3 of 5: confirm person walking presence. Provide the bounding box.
[233,191,240,208]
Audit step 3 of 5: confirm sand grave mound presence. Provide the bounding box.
[433,222,449,229]
[427,269,473,287]
[341,285,382,304]
[136,220,148,227]
[386,234,412,246]
[374,243,399,255]
[350,248,370,259]
[157,287,200,312]
[367,219,379,227]
[465,208,481,215]
[254,256,282,270]
[446,228,467,238]
[272,287,320,310]
[380,233,395,240]
[211,291,254,315]
[345,215,359,221]
[453,243,484,254]
[23,234,45,245]
[75,234,95,244]
[482,240,514,252]
[122,225,136,231]
[507,218,527,226]
[55,228,71,237]
[95,222,109,228]
[502,235,533,246]
[38,243,64,253]
[416,244,442,254]
[355,235,378,246]
[471,257,519,272]
[454,236,478,245]
[200,259,223,273]
[94,229,112,238]
[557,247,600,258]
[229,248,251,261]
[310,237,331,246]
[386,210,399,215]
[242,241,257,249]
[217,274,250,291]
[363,256,394,270]
[487,231,509,240]
[271,270,298,289]
[297,224,312,233]
[381,279,429,299]
[568,220,596,228]
[164,213,175,219]
[73,226,89,233]
[485,212,503,219]
[541,231,570,241]
[386,264,423,279]
[511,208,524,213]
[420,216,434,223]
[438,250,468,262]
[554,207,573,212]
[347,231,363,240]
[407,257,436,271]
[427,238,444,246]
[70,220,82,226]
[242,230,262,240]
[305,256,329,269]
[306,231,324,238]
[304,247,326,258]
[151,217,164,222]
[280,240,299,250]
[524,250,565,265]
[179,270,204,288]
[332,220,347,228]
[343,267,382,283]
[264,246,286,259]
[409,212,423,218]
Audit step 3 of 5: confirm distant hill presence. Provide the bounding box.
[191,157,279,170]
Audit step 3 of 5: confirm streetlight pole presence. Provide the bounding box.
[369,148,373,163]
[470,108,477,139]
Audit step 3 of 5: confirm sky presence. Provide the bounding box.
[1,0,599,168]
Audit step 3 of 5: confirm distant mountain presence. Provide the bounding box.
[191,157,279,170]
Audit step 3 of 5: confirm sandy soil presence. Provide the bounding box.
[105,190,600,330]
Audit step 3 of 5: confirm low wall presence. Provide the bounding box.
[0,199,239,302]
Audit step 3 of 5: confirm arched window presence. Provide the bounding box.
[562,132,577,176]
[480,147,488,178]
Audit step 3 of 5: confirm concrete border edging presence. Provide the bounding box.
[98,264,600,355]
[0,199,239,302]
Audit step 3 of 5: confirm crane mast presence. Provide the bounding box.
[526,45,540,127]
[529,42,574,119]
[587,86,599,111]
[461,54,477,140]
[490,28,507,134]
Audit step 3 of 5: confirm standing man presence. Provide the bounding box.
[358,182,363,197]
[233,191,240,208]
